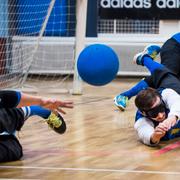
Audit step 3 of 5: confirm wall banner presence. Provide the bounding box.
[99,0,180,19]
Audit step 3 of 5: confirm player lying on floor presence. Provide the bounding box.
[127,45,180,146]
[114,32,180,111]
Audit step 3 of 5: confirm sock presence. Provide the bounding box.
[21,106,51,119]
[121,79,148,99]
[143,56,164,74]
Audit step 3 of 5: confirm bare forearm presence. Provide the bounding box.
[17,92,73,114]
[17,92,43,107]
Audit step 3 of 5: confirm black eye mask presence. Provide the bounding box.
[144,100,166,118]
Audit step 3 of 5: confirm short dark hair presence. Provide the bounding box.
[135,87,161,112]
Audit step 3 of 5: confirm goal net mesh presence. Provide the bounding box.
[0,0,76,93]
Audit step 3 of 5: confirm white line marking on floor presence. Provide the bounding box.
[0,166,180,175]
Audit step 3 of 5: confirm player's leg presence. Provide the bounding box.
[125,34,180,99]
[160,33,180,77]
[134,45,180,92]
[114,45,160,110]
[0,135,23,162]
[21,106,66,134]
[0,106,66,162]
[0,106,66,136]
[133,45,164,74]
[172,32,180,44]
[0,108,25,134]
[0,108,25,162]
[114,79,149,111]
[134,54,164,74]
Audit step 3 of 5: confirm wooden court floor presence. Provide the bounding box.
[1,78,180,180]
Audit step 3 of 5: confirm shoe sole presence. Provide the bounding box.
[51,114,66,134]
[133,44,160,65]
[133,52,142,65]
[114,100,125,111]
[117,105,125,111]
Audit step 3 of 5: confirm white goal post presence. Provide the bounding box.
[72,0,88,95]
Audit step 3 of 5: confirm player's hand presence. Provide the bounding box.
[156,122,169,132]
[151,127,166,144]
[41,98,73,114]
[154,126,166,136]
[158,115,177,131]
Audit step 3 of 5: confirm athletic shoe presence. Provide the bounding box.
[114,95,128,111]
[46,113,66,134]
[133,44,161,66]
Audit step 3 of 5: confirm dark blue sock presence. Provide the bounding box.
[21,106,51,119]
[121,79,148,99]
[143,56,164,74]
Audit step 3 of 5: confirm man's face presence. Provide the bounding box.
[143,96,166,122]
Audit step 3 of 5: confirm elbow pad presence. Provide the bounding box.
[0,90,21,108]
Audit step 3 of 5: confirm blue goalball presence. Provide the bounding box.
[77,44,119,86]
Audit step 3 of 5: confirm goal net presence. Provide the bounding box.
[0,0,82,93]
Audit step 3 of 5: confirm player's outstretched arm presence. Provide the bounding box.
[17,92,73,114]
